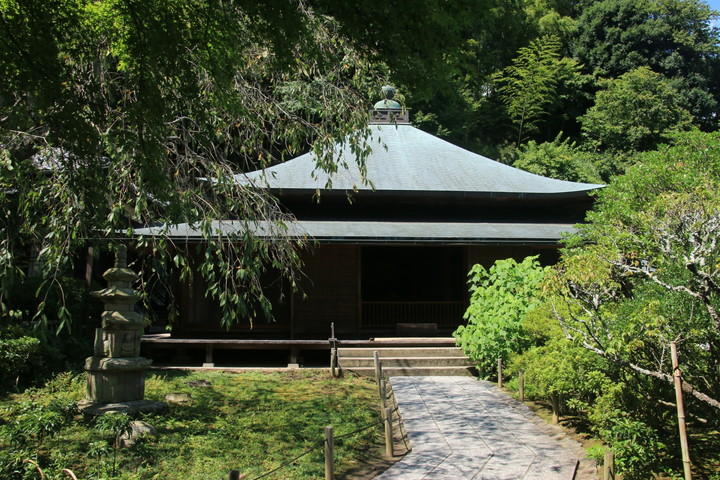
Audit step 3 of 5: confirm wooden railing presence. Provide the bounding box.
[361,301,465,329]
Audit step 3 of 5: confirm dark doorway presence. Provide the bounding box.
[361,246,464,301]
[360,246,465,330]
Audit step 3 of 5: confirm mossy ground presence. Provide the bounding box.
[0,369,386,480]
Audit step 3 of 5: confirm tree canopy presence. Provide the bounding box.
[557,131,720,411]
[579,66,692,152]
[573,0,720,128]
[0,0,496,328]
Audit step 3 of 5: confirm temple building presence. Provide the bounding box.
[139,89,602,344]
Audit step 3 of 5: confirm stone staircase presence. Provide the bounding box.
[337,338,475,377]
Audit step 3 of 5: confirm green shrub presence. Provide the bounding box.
[600,414,666,479]
[0,398,78,480]
[585,445,606,467]
[454,256,548,375]
[0,275,99,392]
[510,338,610,411]
[0,336,43,393]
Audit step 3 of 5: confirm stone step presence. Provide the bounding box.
[337,346,464,357]
[341,365,476,377]
[339,356,472,368]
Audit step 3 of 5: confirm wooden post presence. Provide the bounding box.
[384,407,394,457]
[203,345,214,368]
[603,450,615,480]
[518,370,525,402]
[324,426,334,480]
[551,393,560,424]
[671,342,693,480]
[330,347,337,378]
[380,378,387,413]
[374,351,382,399]
[497,357,503,388]
[84,246,94,288]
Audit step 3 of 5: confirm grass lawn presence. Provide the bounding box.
[0,369,386,480]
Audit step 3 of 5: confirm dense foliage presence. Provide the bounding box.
[456,132,720,477]
[2,1,720,475]
[2,0,719,331]
[555,131,720,413]
[411,0,720,177]
[0,0,495,332]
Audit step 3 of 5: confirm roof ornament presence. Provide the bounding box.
[370,85,410,125]
[374,85,402,109]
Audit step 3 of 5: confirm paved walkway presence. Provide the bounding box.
[376,376,593,480]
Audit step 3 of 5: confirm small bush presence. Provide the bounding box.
[599,414,666,479]
[0,336,43,393]
[0,275,99,392]
[0,398,78,480]
[586,445,605,466]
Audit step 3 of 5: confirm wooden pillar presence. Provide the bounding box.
[357,245,363,334]
[290,289,296,340]
[202,345,214,368]
[551,393,560,424]
[84,246,94,288]
[374,351,381,388]
[379,379,387,413]
[330,348,338,378]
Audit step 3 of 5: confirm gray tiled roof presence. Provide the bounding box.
[236,124,603,195]
[133,220,575,245]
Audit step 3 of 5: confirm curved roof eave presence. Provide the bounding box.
[131,220,577,245]
[235,124,604,196]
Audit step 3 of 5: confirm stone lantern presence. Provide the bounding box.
[84,245,153,407]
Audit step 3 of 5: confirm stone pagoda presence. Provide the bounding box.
[83,245,154,410]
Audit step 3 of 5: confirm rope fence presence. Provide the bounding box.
[249,440,323,480]
[225,351,409,480]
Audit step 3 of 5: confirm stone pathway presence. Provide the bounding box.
[375,376,596,480]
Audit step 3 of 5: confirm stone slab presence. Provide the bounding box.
[78,399,168,416]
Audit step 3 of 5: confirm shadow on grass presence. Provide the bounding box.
[137,370,386,479]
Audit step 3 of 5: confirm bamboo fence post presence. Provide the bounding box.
[384,407,394,457]
[518,370,524,402]
[671,342,692,480]
[603,450,615,480]
[497,357,503,388]
[324,426,334,480]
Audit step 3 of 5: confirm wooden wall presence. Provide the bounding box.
[175,249,291,337]
[292,245,360,337]
[173,243,558,338]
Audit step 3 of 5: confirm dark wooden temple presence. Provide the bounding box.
[139,100,601,347]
